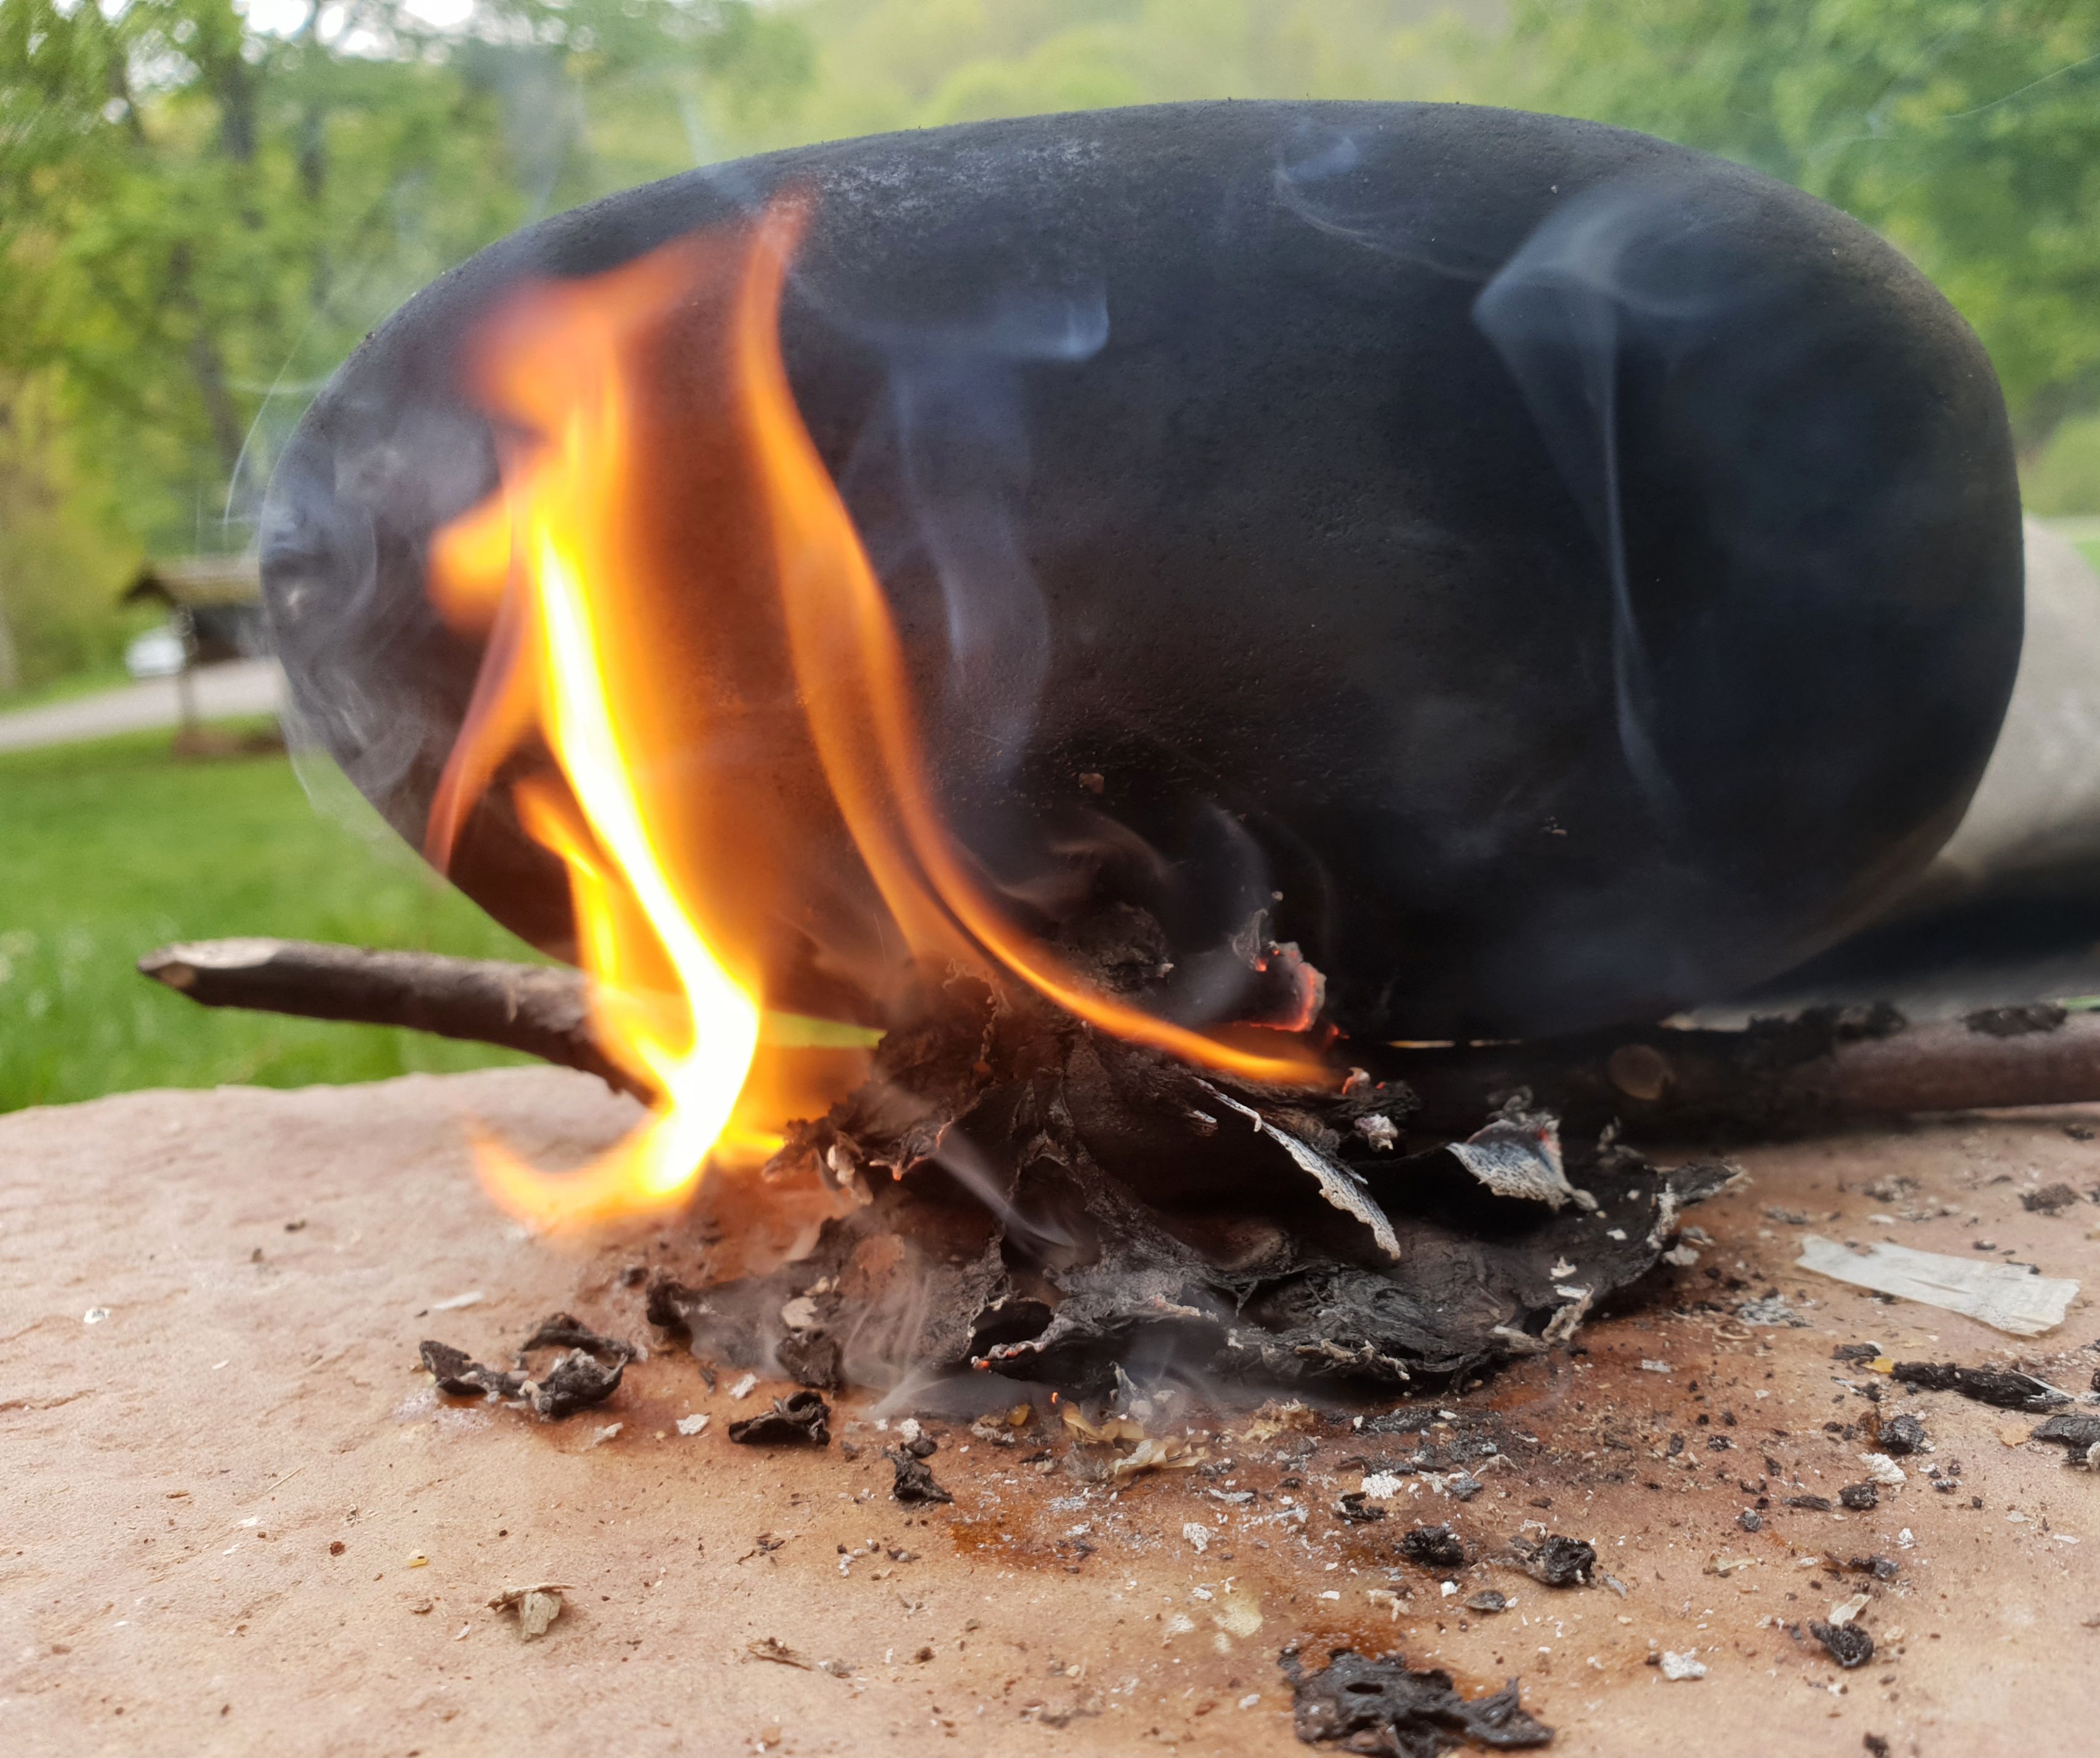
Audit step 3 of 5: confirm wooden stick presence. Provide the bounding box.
[1391,1008,2100,1135]
[137,938,648,1101]
[139,937,2100,1135]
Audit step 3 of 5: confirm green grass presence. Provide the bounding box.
[0,723,544,1112]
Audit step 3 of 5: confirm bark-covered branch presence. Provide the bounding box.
[137,938,646,1101]
[137,939,2100,1137]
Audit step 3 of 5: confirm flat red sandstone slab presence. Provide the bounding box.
[3,1067,2098,1755]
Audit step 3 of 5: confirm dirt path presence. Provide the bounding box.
[0,660,281,753]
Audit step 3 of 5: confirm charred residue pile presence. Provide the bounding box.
[647,948,1734,1395]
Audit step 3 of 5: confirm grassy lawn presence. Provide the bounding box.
[0,723,542,1112]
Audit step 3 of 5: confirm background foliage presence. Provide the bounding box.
[3,0,2098,694]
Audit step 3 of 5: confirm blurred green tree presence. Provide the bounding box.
[1499,0,2100,454]
[0,0,811,687]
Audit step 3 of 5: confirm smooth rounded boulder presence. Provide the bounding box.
[261,100,2023,1041]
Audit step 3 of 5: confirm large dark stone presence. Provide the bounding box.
[262,100,2022,1040]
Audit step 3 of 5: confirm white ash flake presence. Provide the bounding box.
[1795,1234,2078,1336]
[582,1422,622,1449]
[778,1296,820,1333]
[82,1307,110,1324]
[1660,1651,1707,1681]
[1858,1453,1907,1486]
[1606,1228,1627,1241]
[675,1414,709,1437]
[1181,1522,1211,1554]
[728,1373,758,1401]
[429,1290,483,1312]
[1827,1592,1870,1627]
[1359,1471,1406,1499]
[1640,1360,1673,1374]
[1548,1259,1577,1280]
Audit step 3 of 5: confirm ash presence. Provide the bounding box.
[656,964,1730,1396]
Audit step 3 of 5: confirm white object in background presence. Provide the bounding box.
[1795,1234,2078,1336]
[124,625,187,679]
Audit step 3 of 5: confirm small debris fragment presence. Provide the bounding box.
[1782,1495,1833,1512]
[728,1372,759,1401]
[1857,1453,1907,1487]
[1809,1620,1875,1669]
[419,1339,523,1401]
[1335,1491,1388,1523]
[1512,1533,1595,1587]
[430,1291,484,1312]
[1281,1645,1553,1752]
[1737,1296,1808,1328]
[82,1307,110,1325]
[1877,1413,1928,1456]
[486,1584,568,1640]
[1659,1650,1707,1681]
[2030,1413,2100,1456]
[747,1636,814,1669]
[1237,1400,1318,1444]
[728,1391,831,1447]
[2024,1184,2082,1215]
[1890,1361,2070,1411]
[526,1349,626,1421]
[1796,1238,2077,1337]
[885,1448,953,1505]
[1826,1592,1870,1627]
[676,1413,710,1437]
[1737,1510,1764,1533]
[582,1421,622,1450]
[1400,1523,1466,1570]
[1466,1590,1508,1615]
[1183,1522,1212,1554]
[1839,1483,1878,1511]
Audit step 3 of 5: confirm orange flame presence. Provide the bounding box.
[428,203,1330,1231]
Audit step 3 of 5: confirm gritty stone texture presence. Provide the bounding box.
[4,1067,2100,1754]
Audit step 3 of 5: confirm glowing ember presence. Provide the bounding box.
[427,202,1329,1229]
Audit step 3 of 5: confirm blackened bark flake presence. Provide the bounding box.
[418,1339,522,1401]
[1890,1362,2070,1411]
[420,1312,633,1417]
[2030,1413,2100,1455]
[728,1391,831,1448]
[1401,1524,1467,1570]
[1809,1621,1875,1669]
[1877,1413,1928,1455]
[528,1349,626,1420]
[1281,1646,1553,1757]
[1511,1535,1595,1587]
[886,1448,954,1504]
[1782,1495,1834,1512]
[1838,1483,1879,1511]
[656,977,1732,1396]
[1337,1491,1389,1523]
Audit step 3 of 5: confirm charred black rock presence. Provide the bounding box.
[265,100,2021,1043]
[1281,1645,1553,1756]
[886,1448,954,1505]
[1466,1590,1509,1615]
[1737,1510,1763,1533]
[1890,1362,2070,1411]
[1337,1491,1388,1523]
[1513,1534,1595,1587]
[1877,1413,1928,1456]
[728,1391,832,1447]
[1838,1482,1879,1511]
[1809,1621,1875,1669]
[1401,1524,1468,1571]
